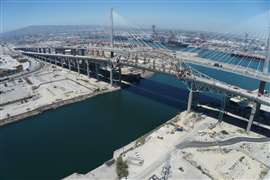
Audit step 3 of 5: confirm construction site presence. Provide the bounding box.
[66,111,270,180]
[0,45,119,126]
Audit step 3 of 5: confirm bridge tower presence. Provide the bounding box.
[258,27,270,97]
[109,8,114,86]
[109,8,122,86]
[187,83,198,113]
[110,8,114,50]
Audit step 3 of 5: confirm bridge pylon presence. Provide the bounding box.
[86,60,90,77]
[253,26,270,130]
[118,66,122,86]
[247,102,257,132]
[187,90,193,112]
[95,64,100,80]
[187,84,199,112]
[109,8,115,86]
[110,65,113,86]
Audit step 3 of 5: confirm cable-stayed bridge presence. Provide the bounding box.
[15,9,270,132]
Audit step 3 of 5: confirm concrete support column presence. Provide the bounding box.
[110,65,113,86]
[258,81,266,94]
[61,59,64,68]
[119,67,122,86]
[54,58,57,65]
[218,96,227,122]
[111,51,114,58]
[256,81,266,113]
[86,60,90,77]
[76,59,80,74]
[95,64,99,80]
[247,103,257,132]
[68,59,71,70]
[187,90,193,113]
[187,85,199,113]
[109,50,114,85]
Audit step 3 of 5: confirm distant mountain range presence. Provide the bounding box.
[0,25,104,38]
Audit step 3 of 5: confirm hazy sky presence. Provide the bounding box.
[1,0,270,34]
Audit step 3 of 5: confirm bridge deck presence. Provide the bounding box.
[22,51,270,107]
[87,46,270,82]
[180,54,270,83]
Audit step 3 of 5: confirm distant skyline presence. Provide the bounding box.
[1,0,270,35]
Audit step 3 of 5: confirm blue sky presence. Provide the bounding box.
[1,0,270,33]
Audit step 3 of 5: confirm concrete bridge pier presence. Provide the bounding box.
[54,58,57,65]
[45,57,49,63]
[187,88,199,113]
[61,59,64,68]
[218,96,228,122]
[110,49,114,85]
[47,57,51,64]
[187,90,193,112]
[86,60,90,77]
[247,80,267,132]
[68,59,71,70]
[247,102,257,132]
[110,66,113,86]
[95,64,100,80]
[118,67,122,86]
[76,59,80,74]
[256,81,266,113]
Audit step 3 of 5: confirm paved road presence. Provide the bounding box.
[176,136,270,149]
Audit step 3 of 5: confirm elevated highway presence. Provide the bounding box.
[18,48,270,132]
[21,51,270,106]
[180,54,270,83]
[75,46,270,83]
[16,46,270,82]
